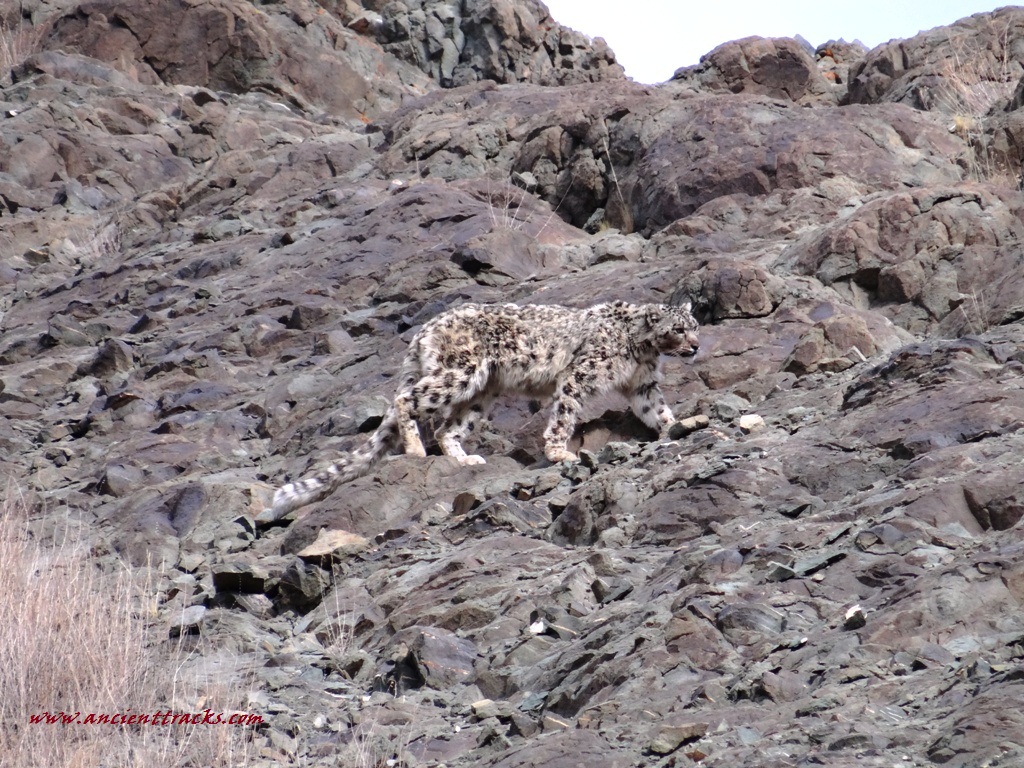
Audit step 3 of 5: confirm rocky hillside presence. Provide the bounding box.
[3,1,1024,766]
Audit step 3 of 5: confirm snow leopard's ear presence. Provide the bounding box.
[643,304,668,326]
[667,293,694,312]
[669,292,709,324]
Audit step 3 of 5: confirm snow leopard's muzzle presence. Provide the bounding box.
[663,331,700,357]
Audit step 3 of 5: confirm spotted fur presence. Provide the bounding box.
[267,301,699,519]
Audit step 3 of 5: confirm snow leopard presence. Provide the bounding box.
[265,301,699,520]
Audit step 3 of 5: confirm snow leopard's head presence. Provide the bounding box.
[646,303,700,356]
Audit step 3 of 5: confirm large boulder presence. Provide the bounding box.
[670,36,840,104]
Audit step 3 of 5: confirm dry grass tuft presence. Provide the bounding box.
[485,179,531,232]
[937,22,1020,185]
[0,15,48,84]
[0,487,254,768]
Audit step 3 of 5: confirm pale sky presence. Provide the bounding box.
[543,1,1013,83]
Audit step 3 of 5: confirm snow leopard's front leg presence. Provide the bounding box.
[543,391,580,463]
[629,361,674,438]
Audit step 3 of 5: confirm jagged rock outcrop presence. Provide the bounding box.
[846,6,1024,112]
[376,78,966,233]
[778,185,1024,336]
[370,0,624,87]
[814,38,868,89]
[670,36,840,104]
[845,6,1024,181]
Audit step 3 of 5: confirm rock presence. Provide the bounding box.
[169,604,207,636]
[716,602,787,641]
[347,11,382,35]
[212,561,274,594]
[814,39,868,93]
[963,473,1024,531]
[541,714,572,731]
[451,229,556,281]
[647,721,708,755]
[595,441,636,465]
[692,260,782,320]
[276,560,331,610]
[842,7,1024,184]
[709,393,750,421]
[44,0,433,119]
[784,327,828,374]
[843,605,867,630]
[389,625,478,688]
[84,338,135,378]
[100,463,145,497]
[671,36,837,104]
[846,7,1024,111]
[375,0,624,87]
[667,414,710,439]
[297,529,371,562]
[778,186,1024,336]
[471,698,503,719]
[590,575,633,604]
[590,232,642,264]
[737,414,765,433]
[488,731,629,768]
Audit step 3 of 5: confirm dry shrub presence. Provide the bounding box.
[0,15,49,84]
[0,488,254,768]
[937,22,1020,185]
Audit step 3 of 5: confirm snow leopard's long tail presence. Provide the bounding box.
[260,408,402,523]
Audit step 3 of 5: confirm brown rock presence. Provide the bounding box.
[45,0,433,118]
[964,472,1024,531]
[846,7,1024,111]
[85,338,135,378]
[784,327,828,374]
[671,36,836,104]
[779,186,1024,336]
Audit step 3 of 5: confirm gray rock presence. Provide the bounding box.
[376,0,624,88]
[169,605,207,636]
[390,625,479,688]
[846,7,1024,111]
[212,561,274,594]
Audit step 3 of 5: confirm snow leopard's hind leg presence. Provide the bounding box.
[435,389,495,466]
[394,360,492,463]
[392,338,431,457]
